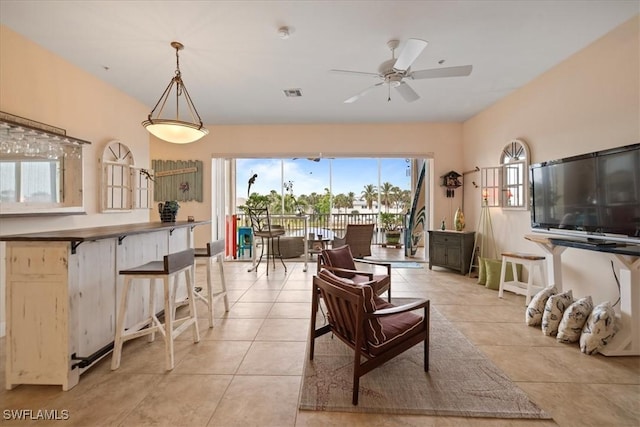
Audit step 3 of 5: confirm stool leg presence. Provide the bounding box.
[525,263,535,305]
[218,254,230,312]
[276,236,287,272]
[498,257,508,299]
[205,256,214,328]
[185,266,200,343]
[148,278,156,342]
[256,236,266,272]
[111,276,132,370]
[511,261,518,284]
[163,276,175,370]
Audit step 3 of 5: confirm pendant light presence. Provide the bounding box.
[142,41,208,144]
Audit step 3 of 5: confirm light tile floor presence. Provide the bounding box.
[1,252,638,427]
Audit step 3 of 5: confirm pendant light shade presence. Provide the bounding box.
[142,41,208,144]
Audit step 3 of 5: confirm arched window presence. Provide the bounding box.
[500,139,530,209]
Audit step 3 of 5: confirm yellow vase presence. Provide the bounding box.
[454,207,465,231]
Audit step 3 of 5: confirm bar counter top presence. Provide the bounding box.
[0,220,210,242]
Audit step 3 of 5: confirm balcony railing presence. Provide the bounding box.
[235,212,406,246]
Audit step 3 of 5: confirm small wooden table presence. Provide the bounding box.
[309,238,330,256]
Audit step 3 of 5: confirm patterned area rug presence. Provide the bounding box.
[299,306,551,419]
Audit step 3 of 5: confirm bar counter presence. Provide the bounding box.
[0,219,209,246]
[2,220,210,390]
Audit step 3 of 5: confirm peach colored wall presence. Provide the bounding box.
[151,122,465,247]
[462,15,640,305]
[0,26,152,232]
[0,26,152,335]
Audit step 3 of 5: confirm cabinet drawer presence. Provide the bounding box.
[431,233,460,247]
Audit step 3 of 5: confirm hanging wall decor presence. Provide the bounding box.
[152,159,203,202]
[441,170,462,197]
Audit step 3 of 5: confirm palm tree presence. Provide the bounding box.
[379,182,395,212]
[397,189,412,211]
[347,192,356,210]
[334,193,349,213]
[361,184,377,210]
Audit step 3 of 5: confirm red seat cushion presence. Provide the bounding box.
[321,245,357,278]
[367,310,424,356]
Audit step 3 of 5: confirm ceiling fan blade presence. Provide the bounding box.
[395,81,420,103]
[393,38,428,71]
[344,82,384,103]
[330,69,380,78]
[410,64,473,80]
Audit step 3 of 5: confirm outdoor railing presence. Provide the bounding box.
[235,212,406,246]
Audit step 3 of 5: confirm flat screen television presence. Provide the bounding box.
[530,143,640,244]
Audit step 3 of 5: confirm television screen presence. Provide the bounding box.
[530,144,640,241]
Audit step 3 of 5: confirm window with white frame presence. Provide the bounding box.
[100,140,153,212]
[500,139,530,210]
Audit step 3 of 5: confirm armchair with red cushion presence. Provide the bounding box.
[316,244,391,302]
[309,274,430,405]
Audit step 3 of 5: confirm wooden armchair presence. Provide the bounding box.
[332,223,375,258]
[317,244,391,302]
[310,274,430,405]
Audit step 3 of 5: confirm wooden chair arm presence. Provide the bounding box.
[321,265,374,279]
[367,299,429,317]
[354,259,392,274]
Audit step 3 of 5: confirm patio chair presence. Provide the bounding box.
[246,207,287,275]
[309,274,430,405]
[332,223,375,258]
[316,244,392,302]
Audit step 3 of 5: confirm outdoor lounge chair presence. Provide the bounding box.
[332,223,374,258]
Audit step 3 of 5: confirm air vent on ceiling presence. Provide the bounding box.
[283,88,302,97]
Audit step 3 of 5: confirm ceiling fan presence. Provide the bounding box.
[331,39,472,103]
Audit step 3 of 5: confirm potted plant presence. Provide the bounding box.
[380,212,402,246]
[158,200,180,222]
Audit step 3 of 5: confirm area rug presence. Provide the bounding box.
[388,261,424,269]
[364,260,425,269]
[299,305,552,419]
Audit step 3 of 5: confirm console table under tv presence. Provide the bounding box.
[526,234,639,356]
[1,220,210,390]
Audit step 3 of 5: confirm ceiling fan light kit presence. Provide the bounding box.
[142,41,209,144]
[331,38,473,103]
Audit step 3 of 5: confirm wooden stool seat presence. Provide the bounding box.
[498,252,549,305]
[111,248,200,371]
[501,252,546,261]
[194,240,230,328]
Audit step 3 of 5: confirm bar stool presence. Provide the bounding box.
[194,239,230,328]
[498,252,548,305]
[246,206,287,275]
[111,248,200,371]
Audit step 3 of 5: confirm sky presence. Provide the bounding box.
[236,158,412,199]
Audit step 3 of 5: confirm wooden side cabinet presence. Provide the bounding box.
[428,230,475,275]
